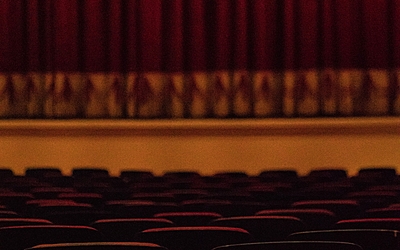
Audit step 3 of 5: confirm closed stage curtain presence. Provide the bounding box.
[0,0,399,118]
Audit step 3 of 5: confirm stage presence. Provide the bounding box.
[0,117,399,177]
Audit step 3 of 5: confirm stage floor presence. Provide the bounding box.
[0,117,399,177]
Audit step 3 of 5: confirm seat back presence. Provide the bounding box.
[255,209,337,230]
[25,242,168,250]
[288,229,400,250]
[25,167,63,178]
[210,215,306,241]
[134,226,253,250]
[335,218,400,231]
[0,218,52,227]
[291,200,361,219]
[212,241,363,250]
[0,225,103,250]
[154,212,222,226]
[91,218,174,242]
[72,167,109,178]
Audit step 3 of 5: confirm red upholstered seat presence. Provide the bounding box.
[291,200,361,219]
[210,215,306,241]
[105,200,179,218]
[26,242,168,250]
[25,167,63,178]
[255,209,337,230]
[154,211,222,226]
[0,218,52,227]
[0,225,103,250]
[72,167,110,178]
[91,218,174,242]
[335,218,400,231]
[134,226,253,250]
[212,241,363,250]
[288,229,400,250]
[30,187,76,199]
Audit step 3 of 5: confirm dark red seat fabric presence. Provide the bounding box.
[288,229,400,250]
[26,242,168,250]
[0,192,34,213]
[307,169,348,180]
[0,225,103,250]
[366,184,400,192]
[255,209,337,230]
[72,167,110,178]
[43,210,116,226]
[363,207,400,218]
[27,200,114,225]
[91,218,174,242]
[0,218,52,227]
[190,183,231,193]
[129,183,172,193]
[0,211,20,218]
[200,192,254,203]
[357,167,397,178]
[291,200,361,219]
[1,176,46,192]
[106,201,179,218]
[39,176,75,188]
[134,226,253,250]
[162,171,202,180]
[210,215,306,241]
[25,167,63,178]
[212,241,363,250]
[345,191,399,210]
[57,193,104,207]
[335,218,400,231]
[213,171,249,179]
[0,168,14,179]
[258,170,298,180]
[119,171,154,182]
[181,200,274,217]
[284,186,348,202]
[24,199,79,217]
[168,190,208,202]
[130,193,177,203]
[244,185,279,202]
[31,202,94,217]
[154,212,222,226]
[351,167,398,187]
[30,187,76,199]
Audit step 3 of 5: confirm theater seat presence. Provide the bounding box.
[25,167,63,179]
[357,167,397,178]
[105,200,179,218]
[255,209,337,230]
[0,168,14,179]
[134,226,253,250]
[72,167,109,178]
[25,242,168,250]
[0,225,103,250]
[210,215,306,241]
[287,229,400,250]
[119,170,154,182]
[154,212,222,226]
[0,218,52,227]
[91,218,174,242]
[291,200,361,220]
[335,218,400,231]
[212,241,363,250]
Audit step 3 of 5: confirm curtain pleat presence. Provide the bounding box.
[0,0,399,118]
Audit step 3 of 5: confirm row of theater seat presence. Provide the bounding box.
[0,166,399,250]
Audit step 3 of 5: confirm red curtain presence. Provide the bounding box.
[0,0,399,118]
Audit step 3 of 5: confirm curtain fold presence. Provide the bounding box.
[0,0,399,118]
